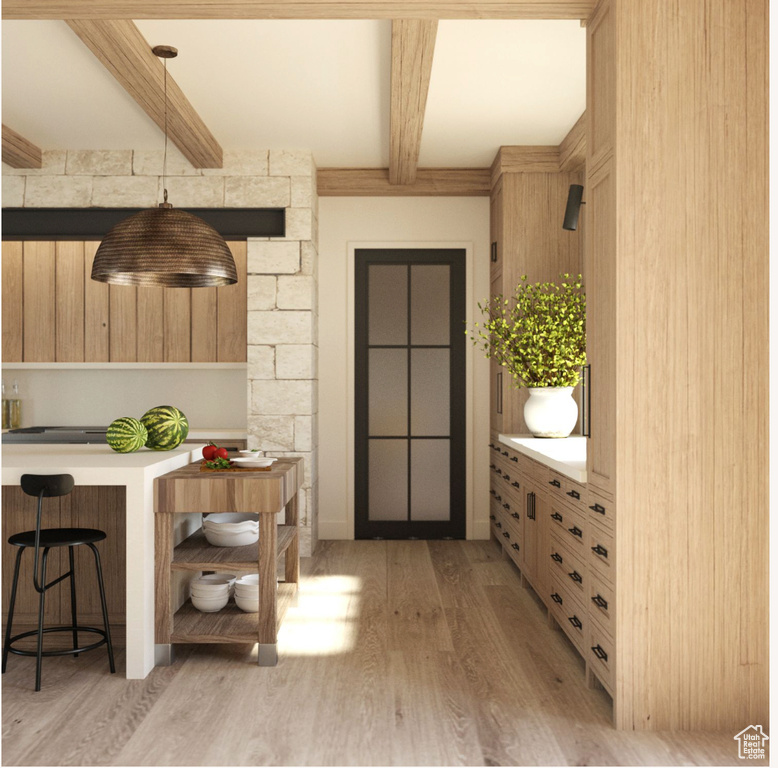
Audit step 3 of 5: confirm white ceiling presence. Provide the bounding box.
[1,19,585,169]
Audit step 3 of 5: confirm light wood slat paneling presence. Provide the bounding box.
[55,241,85,362]
[2,242,24,362]
[317,168,491,196]
[4,1,597,20]
[22,241,56,362]
[108,284,137,362]
[490,146,560,187]
[136,286,164,362]
[558,111,586,171]
[65,20,222,168]
[190,287,217,362]
[1,124,42,168]
[389,19,437,185]
[163,288,191,362]
[83,242,110,362]
[216,241,247,362]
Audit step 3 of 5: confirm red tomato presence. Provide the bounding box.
[202,444,218,460]
[214,447,229,460]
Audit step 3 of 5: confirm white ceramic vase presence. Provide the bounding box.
[524,387,578,438]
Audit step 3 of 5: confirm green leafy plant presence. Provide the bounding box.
[467,273,586,388]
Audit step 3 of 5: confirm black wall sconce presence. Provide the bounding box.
[563,184,585,231]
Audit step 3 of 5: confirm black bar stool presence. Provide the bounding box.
[2,474,115,690]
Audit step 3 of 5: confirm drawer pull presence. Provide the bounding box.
[490,489,496,496]
[568,615,583,630]
[511,512,520,520]
[589,502,606,514]
[591,594,609,610]
[495,495,502,502]
[550,552,563,563]
[501,451,509,457]
[569,526,583,538]
[489,443,495,448]
[591,644,608,662]
[568,570,583,584]
[495,522,502,529]
[503,503,511,510]
[511,481,521,489]
[491,445,499,452]
[489,514,496,521]
[511,543,520,551]
[510,456,518,463]
[566,489,581,500]
[502,531,510,539]
[549,479,561,488]
[551,512,564,522]
[551,593,563,605]
[496,468,502,475]
[591,544,609,558]
[489,463,496,469]
[503,474,511,482]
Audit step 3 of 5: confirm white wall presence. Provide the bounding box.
[1,368,247,429]
[317,197,490,540]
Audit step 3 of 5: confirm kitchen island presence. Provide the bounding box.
[1,443,203,679]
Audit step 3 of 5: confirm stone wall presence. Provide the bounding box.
[3,147,320,555]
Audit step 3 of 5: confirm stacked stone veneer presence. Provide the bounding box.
[3,147,320,556]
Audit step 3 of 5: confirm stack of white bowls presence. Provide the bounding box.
[203,513,259,547]
[190,573,236,612]
[234,574,260,613]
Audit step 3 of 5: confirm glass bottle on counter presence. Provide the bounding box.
[8,381,21,429]
[1,381,9,430]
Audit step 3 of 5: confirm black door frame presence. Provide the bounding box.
[354,248,466,540]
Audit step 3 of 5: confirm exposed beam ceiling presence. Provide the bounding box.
[66,20,222,168]
[3,2,597,20]
[558,111,585,171]
[389,20,437,185]
[2,125,42,168]
[318,168,490,196]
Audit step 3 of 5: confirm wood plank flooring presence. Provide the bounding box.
[2,540,746,766]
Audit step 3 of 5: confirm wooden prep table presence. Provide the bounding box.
[154,458,303,666]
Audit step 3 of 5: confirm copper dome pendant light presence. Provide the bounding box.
[91,45,237,288]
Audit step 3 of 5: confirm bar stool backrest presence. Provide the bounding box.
[21,474,74,499]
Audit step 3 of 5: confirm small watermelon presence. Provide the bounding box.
[141,405,189,451]
[106,417,148,453]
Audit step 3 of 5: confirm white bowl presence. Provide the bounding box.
[191,594,229,613]
[234,585,259,596]
[203,528,259,547]
[234,595,259,613]
[230,457,277,469]
[193,573,237,586]
[203,521,259,535]
[235,574,260,587]
[203,513,259,526]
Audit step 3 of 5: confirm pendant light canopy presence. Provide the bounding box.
[91,45,237,288]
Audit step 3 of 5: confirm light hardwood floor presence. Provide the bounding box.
[2,540,747,766]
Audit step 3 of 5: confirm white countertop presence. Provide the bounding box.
[497,434,587,483]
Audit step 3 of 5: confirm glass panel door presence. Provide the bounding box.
[354,249,465,539]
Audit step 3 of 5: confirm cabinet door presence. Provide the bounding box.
[84,242,110,362]
[216,241,247,362]
[521,484,539,584]
[490,179,503,279]
[2,242,23,362]
[585,159,616,496]
[22,242,56,362]
[489,271,504,433]
[55,242,85,362]
[109,284,138,362]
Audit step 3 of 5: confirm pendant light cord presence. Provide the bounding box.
[163,58,168,204]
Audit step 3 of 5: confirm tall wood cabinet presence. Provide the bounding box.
[1,240,247,363]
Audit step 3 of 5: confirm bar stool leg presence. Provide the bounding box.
[68,546,79,657]
[88,543,115,674]
[35,548,50,692]
[2,548,24,673]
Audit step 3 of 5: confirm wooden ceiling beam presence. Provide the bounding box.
[2,125,42,168]
[4,1,597,20]
[317,168,491,196]
[66,20,222,168]
[558,111,585,171]
[389,20,438,185]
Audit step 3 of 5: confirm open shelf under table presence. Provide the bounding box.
[171,526,297,571]
[171,582,297,643]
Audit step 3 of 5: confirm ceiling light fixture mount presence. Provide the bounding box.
[90,43,237,288]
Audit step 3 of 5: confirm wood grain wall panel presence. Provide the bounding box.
[83,242,110,363]
[191,287,218,362]
[55,241,85,362]
[217,241,247,362]
[22,241,56,362]
[108,284,137,362]
[587,1,614,171]
[163,289,192,362]
[137,286,165,362]
[2,241,23,362]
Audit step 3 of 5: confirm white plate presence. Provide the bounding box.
[230,457,277,469]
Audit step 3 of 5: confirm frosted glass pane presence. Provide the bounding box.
[411,440,450,521]
[369,440,408,520]
[369,349,407,436]
[411,349,449,436]
[411,265,449,345]
[369,265,407,345]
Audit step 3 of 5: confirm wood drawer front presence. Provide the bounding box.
[546,469,587,513]
[548,529,588,600]
[587,616,614,694]
[587,488,614,532]
[500,520,522,563]
[548,572,587,654]
[587,572,615,638]
[587,520,615,585]
[548,497,587,551]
